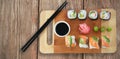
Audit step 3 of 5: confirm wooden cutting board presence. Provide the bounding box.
[39,9,116,54]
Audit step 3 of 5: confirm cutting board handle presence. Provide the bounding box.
[39,11,54,53]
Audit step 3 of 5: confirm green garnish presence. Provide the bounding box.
[90,11,94,14]
[94,26,99,32]
[79,13,84,17]
[92,36,99,42]
[102,15,105,19]
[79,38,84,44]
[102,11,106,15]
[103,36,110,43]
[107,27,112,32]
[70,36,72,46]
[71,11,76,17]
[101,27,105,32]
[102,12,105,18]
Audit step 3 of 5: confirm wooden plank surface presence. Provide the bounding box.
[38,0,74,59]
[0,0,120,59]
[0,0,19,59]
[84,0,120,59]
[0,0,38,59]
[38,0,83,59]
[18,0,38,59]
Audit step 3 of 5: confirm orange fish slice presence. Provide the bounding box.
[101,36,110,48]
[79,35,88,43]
[89,37,99,49]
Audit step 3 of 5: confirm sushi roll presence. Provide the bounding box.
[88,10,98,20]
[65,35,76,47]
[101,35,110,48]
[79,35,88,48]
[100,10,111,20]
[78,10,87,20]
[67,10,77,19]
[89,36,100,49]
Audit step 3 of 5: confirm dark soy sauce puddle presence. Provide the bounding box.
[55,22,69,36]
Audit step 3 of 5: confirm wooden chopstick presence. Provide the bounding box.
[21,1,68,52]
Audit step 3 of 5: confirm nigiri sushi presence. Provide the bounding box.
[88,10,98,20]
[79,35,88,48]
[78,10,87,20]
[100,10,111,20]
[101,35,110,48]
[89,36,100,49]
[65,35,76,47]
[67,10,77,19]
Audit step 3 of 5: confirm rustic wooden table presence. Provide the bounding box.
[0,0,120,59]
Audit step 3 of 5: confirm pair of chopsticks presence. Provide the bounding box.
[21,1,68,52]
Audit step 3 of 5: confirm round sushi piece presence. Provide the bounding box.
[67,10,77,19]
[88,10,98,20]
[100,10,111,20]
[78,10,87,20]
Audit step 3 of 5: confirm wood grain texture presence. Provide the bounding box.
[38,0,83,59]
[38,0,77,59]
[84,0,120,59]
[18,0,38,59]
[39,10,54,53]
[0,0,38,59]
[0,0,19,59]
[66,0,83,10]
[53,10,101,53]
[39,9,116,53]
[65,0,83,59]
[0,0,120,59]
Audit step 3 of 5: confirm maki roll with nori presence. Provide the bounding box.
[101,35,110,48]
[100,10,111,20]
[88,10,98,20]
[65,35,76,47]
[67,10,77,19]
[78,10,87,20]
[79,35,88,48]
[89,36,100,49]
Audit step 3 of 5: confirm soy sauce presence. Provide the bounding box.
[55,23,69,36]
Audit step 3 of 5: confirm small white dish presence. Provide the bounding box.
[54,21,70,37]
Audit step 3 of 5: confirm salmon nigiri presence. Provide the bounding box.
[89,36,100,49]
[79,35,88,48]
[101,35,110,48]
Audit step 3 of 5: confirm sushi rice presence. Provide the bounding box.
[78,10,87,20]
[100,10,111,20]
[88,10,98,19]
[67,10,77,19]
